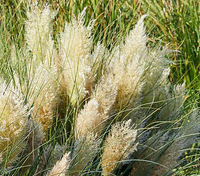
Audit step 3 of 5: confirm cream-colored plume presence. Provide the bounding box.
[0,80,29,165]
[46,152,71,176]
[102,120,137,176]
[25,3,57,67]
[58,9,94,105]
[28,64,59,138]
[75,98,107,138]
[75,75,117,138]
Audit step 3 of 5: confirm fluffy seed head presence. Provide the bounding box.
[25,3,56,66]
[102,120,137,176]
[93,75,118,115]
[115,62,143,111]
[109,16,170,112]
[109,51,144,111]
[62,58,94,105]
[46,152,71,176]
[91,42,107,76]
[59,9,93,60]
[121,15,148,61]
[0,80,29,165]
[59,10,94,105]
[107,16,149,111]
[28,64,58,138]
[137,47,170,115]
[75,75,118,138]
[75,98,107,138]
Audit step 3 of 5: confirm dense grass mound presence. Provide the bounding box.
[0,1,200,176]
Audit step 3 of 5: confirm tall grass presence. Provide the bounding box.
[142,0,200,87]
[1,0,199,87]
[0,1,199,176]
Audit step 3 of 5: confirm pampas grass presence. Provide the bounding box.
[58,9,95,105]
[102,120,137,176]
[0,80,29,167]
[46,152,71,176]
[0,2,198,176]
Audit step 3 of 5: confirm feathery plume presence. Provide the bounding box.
[70,134,100,176]
[36,144,68,175]
[0,80,29,165]
[59,9,93,61]
[110,16,169,112]
[75,76,117,138]
[107,16,149,111]
[75,98,107,138]
[93,75,118,115]
[59,9,94,105]
[113,60,144,110]
[141,47,170,106]
[25,3,57,67]
[28,64,58,138]
[120,15,148,61]
[102,120,137,176]
[91,42,107,77]
[46,152,71,176]
[24,3,60,139]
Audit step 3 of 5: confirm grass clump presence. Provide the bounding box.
[0,1,200,176]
